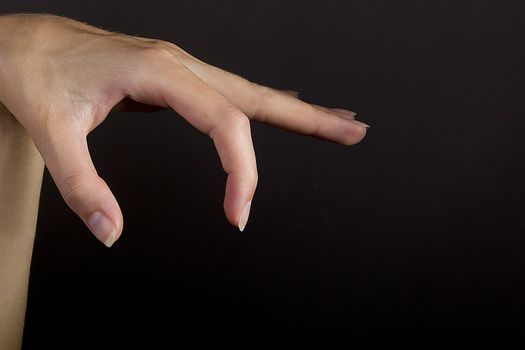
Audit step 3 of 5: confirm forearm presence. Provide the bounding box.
[0,109,45,349]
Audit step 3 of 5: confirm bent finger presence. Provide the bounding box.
[31,122,123,247]
[128,53,257,230]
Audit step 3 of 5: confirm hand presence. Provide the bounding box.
[0,14,368,247]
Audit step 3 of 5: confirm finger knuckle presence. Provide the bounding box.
[159,40,182,53]
[249,82,275,119]
[59,174,88,208]
[220,103,249,127]
[138,45,174,61]
[251,82,273,99]
[152,39,177,50]
[228,112,250,130]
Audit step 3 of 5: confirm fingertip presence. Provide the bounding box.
[60,175,124,248]
[338,119,369,146]
[224,198,252,232]
[238,200,252,232]
[86,211,117,247]
[84,200,123,248]
[222,173,256,232]
[354,126,368,145]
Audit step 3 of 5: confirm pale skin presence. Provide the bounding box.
[0,13,368,348]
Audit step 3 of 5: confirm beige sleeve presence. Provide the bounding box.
[0,112,45,350]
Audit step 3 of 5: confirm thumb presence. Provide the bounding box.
[33,123,123,247]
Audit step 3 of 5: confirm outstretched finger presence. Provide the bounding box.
[176,57,368,146]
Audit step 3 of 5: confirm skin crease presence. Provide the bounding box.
[0,13,368,348]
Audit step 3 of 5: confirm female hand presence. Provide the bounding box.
[0,13,368,247]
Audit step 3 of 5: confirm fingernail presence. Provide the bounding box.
[238,200,252,232]
[329,108,357,119]
[87,211,116,248]
[350,119,370,128]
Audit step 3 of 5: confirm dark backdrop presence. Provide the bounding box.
[1,0,524,342]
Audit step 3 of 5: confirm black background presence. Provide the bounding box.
[1,0,524,342]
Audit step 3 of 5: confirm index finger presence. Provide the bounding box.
[176,56,369,146]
